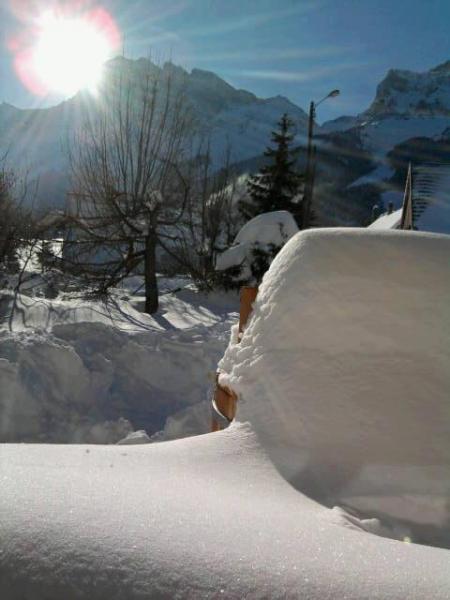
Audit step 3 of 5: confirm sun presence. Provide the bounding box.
[32,12,113,96]
[8,4,121,98]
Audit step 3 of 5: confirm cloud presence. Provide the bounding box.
[232,62,370,83]
[190,45,355,64]
[182,2,322,38]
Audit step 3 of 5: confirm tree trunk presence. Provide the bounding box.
[144,229,158,314]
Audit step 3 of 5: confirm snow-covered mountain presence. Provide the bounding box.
[367,61,450,118]
[315,61,450,224]
[0,57,310,209]
[2,57,450,224]
[322,61,450,156]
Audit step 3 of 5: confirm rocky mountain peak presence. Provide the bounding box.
[366,62,450,118]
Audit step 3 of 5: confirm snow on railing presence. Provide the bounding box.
[211,286,258,432]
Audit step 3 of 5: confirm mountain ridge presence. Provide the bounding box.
[1,57,449,223]
[0,56,311,209]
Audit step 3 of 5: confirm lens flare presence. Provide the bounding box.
[7,2,121,97]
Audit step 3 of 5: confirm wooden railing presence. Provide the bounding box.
[211,287,258,432]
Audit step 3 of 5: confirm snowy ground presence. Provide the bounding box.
[2,422,450,599]
[0,275,238,443]
[1,229,450,598]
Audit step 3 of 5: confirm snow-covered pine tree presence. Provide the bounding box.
[239,113,304,223]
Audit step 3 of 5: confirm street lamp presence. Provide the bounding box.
[302,89,340,228]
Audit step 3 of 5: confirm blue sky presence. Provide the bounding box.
[1,0,450,122]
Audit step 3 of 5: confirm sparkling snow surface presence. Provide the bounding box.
[1,424,450,600]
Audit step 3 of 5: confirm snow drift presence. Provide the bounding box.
[2,424,450,600]
[219,228,450,543]
[0,287,236,442]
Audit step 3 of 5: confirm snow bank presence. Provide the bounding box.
[219,228,450,543]
[1,423,450,599]
[2,230,450,598]
[0,287,237,443]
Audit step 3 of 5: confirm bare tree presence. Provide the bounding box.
[0,165,37,281]
[68,60,194,313]
[160,142,244,288]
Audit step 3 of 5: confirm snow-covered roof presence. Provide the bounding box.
[413,164,450,233]
[368,208,402,229]
[369,164,450,233]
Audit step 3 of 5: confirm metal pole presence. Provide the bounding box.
[302,101,315,228]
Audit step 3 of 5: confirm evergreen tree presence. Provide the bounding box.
[239,113,304,222]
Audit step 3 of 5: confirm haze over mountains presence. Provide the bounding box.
[1,57,449,223]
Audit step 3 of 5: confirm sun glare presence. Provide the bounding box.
[8,4,121,98]
[33,13,111,96]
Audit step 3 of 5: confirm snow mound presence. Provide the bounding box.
[116,429,151,445]
[234,210,299,246]
[0,288,237,443]
[219,228,450,542]
[2,230,450,597]
[2,424,450,599]
[216,210,298,276]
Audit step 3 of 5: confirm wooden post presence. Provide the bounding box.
[239,286,259,336]
[400,163,414,230]
[211,379,238,432]
[211,286,258,431]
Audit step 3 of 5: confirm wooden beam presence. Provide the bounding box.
[239,286,258,336]
[400,163,414,230]
[211,286,258,431]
